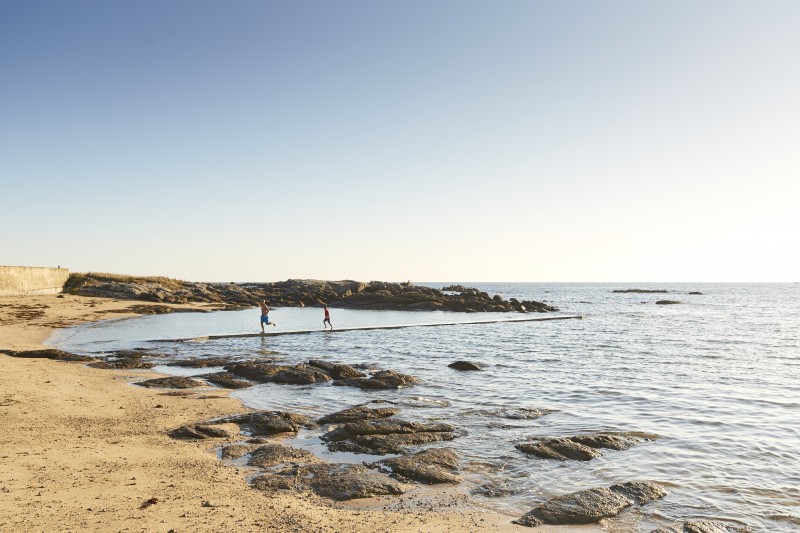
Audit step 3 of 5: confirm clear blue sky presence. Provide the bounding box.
[2,1,798,282]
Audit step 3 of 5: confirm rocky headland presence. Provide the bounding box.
[63,273,557,313]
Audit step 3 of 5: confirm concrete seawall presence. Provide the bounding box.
[0,266,70,295]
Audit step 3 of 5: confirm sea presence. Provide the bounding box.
[49,283,800,532]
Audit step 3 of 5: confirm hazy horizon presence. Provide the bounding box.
[3,1,798,282]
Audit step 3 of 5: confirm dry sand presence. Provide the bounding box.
[0,294,598,532]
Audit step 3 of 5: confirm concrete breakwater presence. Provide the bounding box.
[0,266,69,295]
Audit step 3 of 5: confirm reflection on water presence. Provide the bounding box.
[51,283,800,532]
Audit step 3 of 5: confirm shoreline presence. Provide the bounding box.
[0,293,597,532]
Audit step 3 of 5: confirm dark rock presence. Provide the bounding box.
[136,377,205,389]
[656,300,683,305]
[323,418,457,454]
[514,482,668,527]
[317,404,401,425]
[203,372,253,389]
[88,359,155,370]
[377,448,461,484]
[224,362,290,382]
[297,463,406,501]
[609,481,669,505]
[513,487,632,527]
[651,520,737,533]
[169,424,231,439]
[247,443,321,468]
[270,366,332,385]
[307,360,365,379]
[516,438,602,461]
[688,292,704,295]
[448,361,482,371]
[335,370,418,390]
[612,289,669,293]
[328,431,457,455]
[1,349,96,362]
[221,411,317,436]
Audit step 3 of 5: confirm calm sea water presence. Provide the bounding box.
[50,283,800,532]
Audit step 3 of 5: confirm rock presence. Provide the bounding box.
[448,361,482,371]
[516,438,602,461]
[220,443,262,460]
[203,372,253,389]
[1,349,96,362]
[688,292,704,295]
[223,362,290,382]
[612,289,669,293]
[250,473,297,492]
[297,463,406,501]
[517,432,656,460]
[656,300,683,305]
[220,411,317,436]
[136,377,205,389]
[246,443,322,468]
[472,480,515,497]
[88,359,155,370]
[63,273,561,313]
[307,360,365,379]
[317,404,401,425]
[513,487,632,527]
[610,481,669,505]
[335,370,418,390]
[651,520,736,533]
[322,418,457,454]
[169,424,231,439]
[514,482,668,527]
[269,366,332,385]
[492,407,556,420]
[377,448,461,484]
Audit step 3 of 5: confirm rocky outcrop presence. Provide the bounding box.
[203,372,253,389]
[612,289,669,293]
[334,370,418,390]
[167,357,231,368]
[516,432,656,461]
[376,448,461,484]
[656,300,682,305]
[307,360,365,380]
[317,403,401,425]
[246,443,322,468]
[88,350,155,369]
[219,411,317,436]
[63,273,558,313]
[0,348,96,362]
[252,463,406,501]
[169,424,232,439]
[513,481,668,527]
[688,292,704,295]
[136,376,205,389]
[322,418,457,454]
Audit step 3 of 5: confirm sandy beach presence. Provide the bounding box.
[0,294,597,532]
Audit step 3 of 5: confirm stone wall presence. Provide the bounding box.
[0,266,70,295]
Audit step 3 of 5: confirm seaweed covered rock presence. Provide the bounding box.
[136,376,205,389]
[246,443,322,468]
[1,349,96,362]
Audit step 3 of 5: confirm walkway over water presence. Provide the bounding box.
[153,314,585,343]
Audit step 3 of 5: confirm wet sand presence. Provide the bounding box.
[0,293,597,532]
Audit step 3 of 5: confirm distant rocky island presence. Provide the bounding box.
[64,273,557,313]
